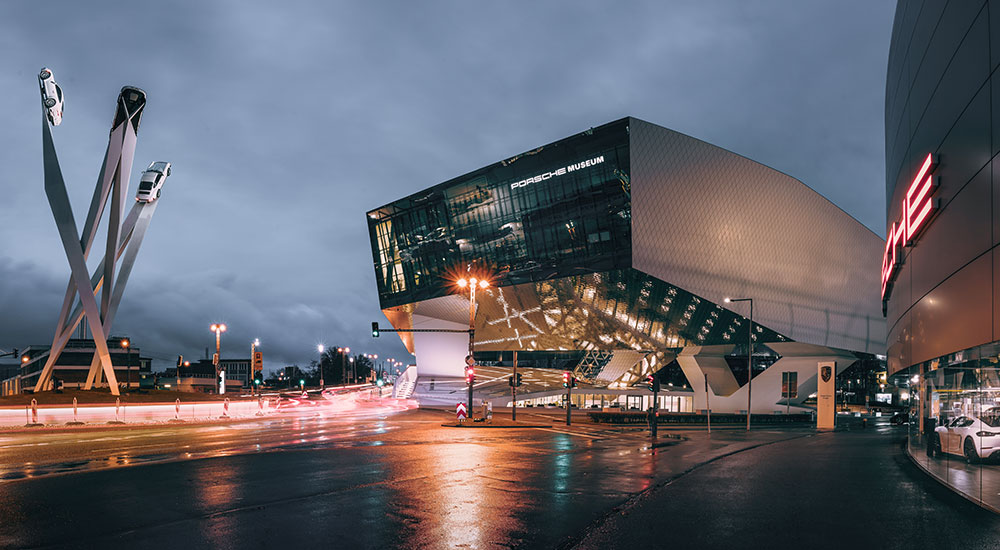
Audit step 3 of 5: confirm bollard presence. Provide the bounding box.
[256,396,264,416]
[222,397,230,418]
[66,396,84,425]
[176,398,181,420]
[108,397,125,424]
[31,398,38,425]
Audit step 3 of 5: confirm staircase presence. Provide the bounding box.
[393,366,417,399]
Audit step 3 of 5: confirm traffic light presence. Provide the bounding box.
[465,366,475,385]
[509,373,523,387]
[376,378,385,387]
[371,322,380,338]
[563,371,571,388]
[646,374,660,392]
[571,376,577,388]
[176,355,184,369]
[253,372,263,385]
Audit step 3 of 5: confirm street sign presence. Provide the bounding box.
[465,355,475,366]
[456,402,468,422]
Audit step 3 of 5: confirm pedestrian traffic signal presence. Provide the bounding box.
[465,367,475,385]
[371,322,380,338]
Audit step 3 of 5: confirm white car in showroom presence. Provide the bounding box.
[135,161,171,202]
[38,67,64,126]
[932,407,1000,463]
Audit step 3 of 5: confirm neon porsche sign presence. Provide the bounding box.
[881,153,939,306]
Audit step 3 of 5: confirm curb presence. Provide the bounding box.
[441,423,553,428]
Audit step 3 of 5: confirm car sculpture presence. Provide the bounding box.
[136,161,171,202]
[38,67,64,126]
[932,407,1000,463]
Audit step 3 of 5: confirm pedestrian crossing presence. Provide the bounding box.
[537,424,648,440]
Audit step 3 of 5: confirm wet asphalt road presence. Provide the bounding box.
[0,403,809,549]
[1,404,996,549]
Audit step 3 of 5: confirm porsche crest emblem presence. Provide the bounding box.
[821,365,832,383]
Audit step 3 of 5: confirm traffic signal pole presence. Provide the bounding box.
[512,350,517,422]
[566,384,572,426]
[651,386,658,439]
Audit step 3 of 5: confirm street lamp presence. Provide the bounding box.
[317,344,325,389]
[456,275,490,412]
[210,323,227,394]
[724,297,753,431]
[120,338,131,394]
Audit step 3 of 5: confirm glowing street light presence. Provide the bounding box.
[120,338,131,394]
[210,323,227,394]
[456,274,491,412]
[318,344,325,389]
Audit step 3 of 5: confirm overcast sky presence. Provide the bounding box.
[0,1,896,373]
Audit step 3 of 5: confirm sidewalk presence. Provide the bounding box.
[572,428,1000,550]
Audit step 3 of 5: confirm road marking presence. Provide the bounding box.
[537,428,603,439]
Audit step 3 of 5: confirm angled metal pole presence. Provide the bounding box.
[100,119,139,320]
[36,88,145,394]
[36,126,125,392]
[37,118,120,395]
[56,203,143,389]
[84,202,156,388]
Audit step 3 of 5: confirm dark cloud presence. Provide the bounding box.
[0,1,895,371]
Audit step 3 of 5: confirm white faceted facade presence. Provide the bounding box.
[368,117,885,412]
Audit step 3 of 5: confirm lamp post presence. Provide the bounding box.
[210,323,227,394]
[120,338,130,394]
[317,344,325,389]
[457,276,489,413]
[725,297,753,431]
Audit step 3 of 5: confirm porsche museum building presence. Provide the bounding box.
[367,116,885,414]
[886,1,1000,511]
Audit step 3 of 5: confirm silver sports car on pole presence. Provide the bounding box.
[136,161,171,202]
[38,67,64,126]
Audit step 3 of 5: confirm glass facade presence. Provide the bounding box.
[905,341,1000,511]
[368,118,632,309]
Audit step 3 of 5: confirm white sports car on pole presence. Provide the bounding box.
[136,161,171,202]
[932,407,1000,463]
[38,67,64,126]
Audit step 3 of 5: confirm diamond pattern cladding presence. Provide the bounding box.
[629,117,886,353]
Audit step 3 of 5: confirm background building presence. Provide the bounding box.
[885,0,1000,511]
[3,338,150,396]
[174,358,250,393]
[368,117,885,411]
